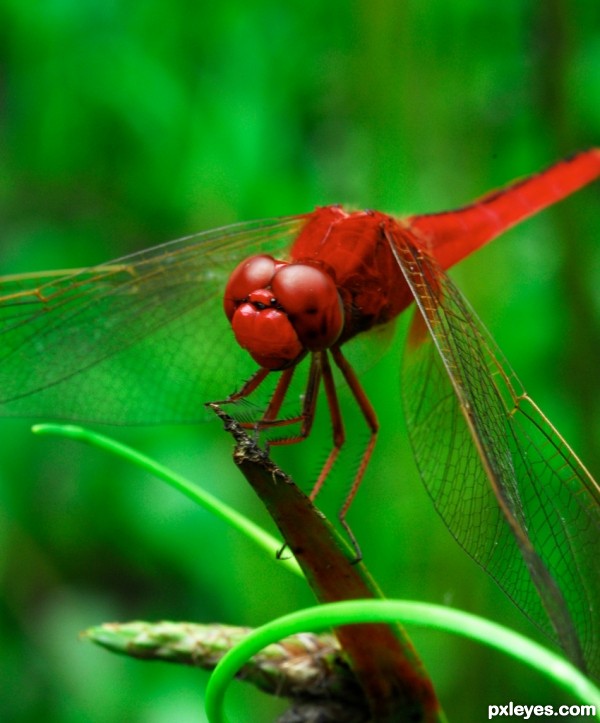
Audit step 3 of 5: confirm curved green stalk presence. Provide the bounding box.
[32,423,303,578]
[205,599,600,723]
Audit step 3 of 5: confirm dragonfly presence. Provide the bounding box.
[1,151,599,682]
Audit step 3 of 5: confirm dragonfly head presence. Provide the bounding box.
[224,254,344,370]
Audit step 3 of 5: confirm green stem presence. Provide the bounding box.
[205,599,600,723]
[32,423,303,578]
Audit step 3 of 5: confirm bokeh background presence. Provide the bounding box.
[1,2,599,721]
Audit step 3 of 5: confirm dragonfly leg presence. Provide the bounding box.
[262,348,378,562]
[313,350,362,562]
[330,345,379,563]
[262,355,322,563]
[214,359,320,440]
[261,366,297,424]
[308,349,344,501]
[210,367,280,442]
[263,352,322,445]
[213,366,271,404]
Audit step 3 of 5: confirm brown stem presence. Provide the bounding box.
[208,402,443,723]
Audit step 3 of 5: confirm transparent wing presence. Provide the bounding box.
[389,230,600,681]
[0,215,306,424]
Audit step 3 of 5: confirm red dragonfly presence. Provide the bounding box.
[1,151,599,681]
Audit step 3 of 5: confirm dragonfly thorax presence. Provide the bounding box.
[224,254,344,370]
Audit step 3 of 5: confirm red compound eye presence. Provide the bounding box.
[271,264,344,351]
[224,255,279,321]
[223,255,343,370]
[224,254,304,369]
[231,303,304,370]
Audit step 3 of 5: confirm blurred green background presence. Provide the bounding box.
[1,2,599,721]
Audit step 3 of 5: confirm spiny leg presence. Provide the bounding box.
[213,350,377,563]
[262,366,296,422]
[308,349,344,501]
[213,366,271,405]
[264,352,323,446]
[214,357,321,440]
[330,345,379,562]
[214,364,300,430]
[262,354,323,561]
[208,367,272,443]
